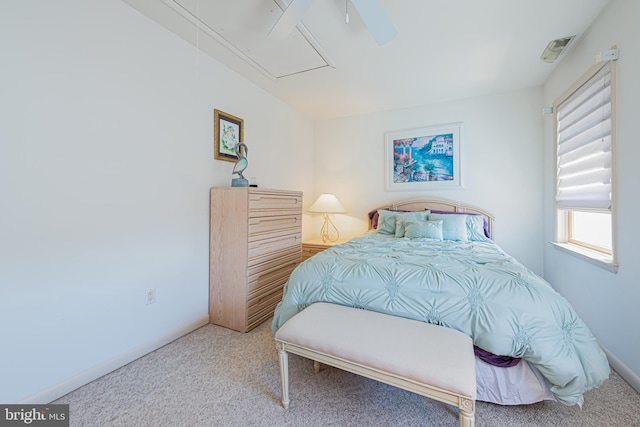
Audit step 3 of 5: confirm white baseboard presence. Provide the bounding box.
[602,345,640,394]
[21,315,210,404]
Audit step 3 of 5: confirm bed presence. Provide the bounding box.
[271,197,611,406]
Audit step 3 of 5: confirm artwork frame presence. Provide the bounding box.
[214,109,244,162]
[385,122,463,191]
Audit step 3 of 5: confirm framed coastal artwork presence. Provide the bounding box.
[214,109,244,162]
[385,122,462,191]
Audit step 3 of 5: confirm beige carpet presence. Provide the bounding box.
[54,321,640,426]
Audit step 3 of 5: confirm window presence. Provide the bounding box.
[568,211,612,254]
[553,59,617,271]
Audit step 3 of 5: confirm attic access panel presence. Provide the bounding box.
[164,0,334,80]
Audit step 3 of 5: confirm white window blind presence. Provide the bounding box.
[556,61,613,211]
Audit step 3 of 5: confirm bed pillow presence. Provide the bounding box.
[428,213,468,241]
[376,210,400,235]
[368,209,411,230]
[395,211,431,237]
[466,215,490,241]
[404,220,443,240]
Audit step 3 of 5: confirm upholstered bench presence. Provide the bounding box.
[274,302,477,427]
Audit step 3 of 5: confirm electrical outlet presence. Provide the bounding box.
[146,288,156,305]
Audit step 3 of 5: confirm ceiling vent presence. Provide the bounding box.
[540,36,575,63]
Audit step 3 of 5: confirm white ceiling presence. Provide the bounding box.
[122,0,611,120]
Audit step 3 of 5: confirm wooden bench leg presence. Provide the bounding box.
[459,397,475,427]
[459,410,474,427]
[276,342,290,410]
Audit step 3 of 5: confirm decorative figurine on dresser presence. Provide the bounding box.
[209,187,302,332]
[231,142,249,187]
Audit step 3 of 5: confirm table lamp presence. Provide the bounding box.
[308,193,346,243]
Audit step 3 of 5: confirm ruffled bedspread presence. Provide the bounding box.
[272,232,610,405]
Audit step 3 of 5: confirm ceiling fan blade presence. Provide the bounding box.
[350,0,397,45]
[269,0,315,39]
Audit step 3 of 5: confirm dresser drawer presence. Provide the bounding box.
[248,233,301,262]
[247,262,297,299]
[248,227,300,244]
[246,297,282,331]
[249,214,301,237]
[302,245,327,261]
[247,249,300,280]
[247,285,285,321]
[249,191,302,214]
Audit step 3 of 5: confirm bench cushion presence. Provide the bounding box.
[275,302,476,399]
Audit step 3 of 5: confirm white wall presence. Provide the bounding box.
[0,0,314,403]
[542,0,640,391]
[313,88,545,274]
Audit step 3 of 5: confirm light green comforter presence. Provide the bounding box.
[272,232,609,405]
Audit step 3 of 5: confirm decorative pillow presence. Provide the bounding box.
[429,210,491,239]
[428,213,468,241]
[395,211,431,237]
[404,220,443,240]
[376,210,400,235]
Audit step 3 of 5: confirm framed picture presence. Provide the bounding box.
[385,122,462,191]
[214,109,244,162]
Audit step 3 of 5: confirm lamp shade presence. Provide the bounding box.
[308,193,346,213]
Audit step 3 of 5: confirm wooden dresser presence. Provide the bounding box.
[209,187,302,332]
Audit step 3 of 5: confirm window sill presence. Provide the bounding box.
[550,242,618,273]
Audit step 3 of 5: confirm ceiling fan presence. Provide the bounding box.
[269,0,397,45]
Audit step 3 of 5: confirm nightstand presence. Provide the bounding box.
[302,239,347,261]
